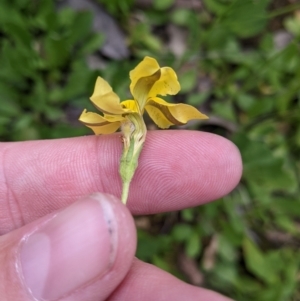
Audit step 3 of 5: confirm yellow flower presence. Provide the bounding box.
[79,56,208,134]
[79,56,208,204]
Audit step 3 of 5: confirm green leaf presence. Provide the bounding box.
[170,9,194,26]
[202,0,229,15]
[80,33,104,55]
[272,196,300,217]
[243,238,277,284]
[211,101,237,121]
[136,230,170,261]
[172,224,193,242]
[186,232,201,258]
[233,133,298,193]
[153,255,172,272]
[67,11,94,45]
[186,92,209,106]
[44,36,70,68]
[221,0,270,38]
[3,22,31,47]
[284,14,300,37]
[236,94,255,111]
[179,69,197,93]
[154,0,175,10]
[181,208,194,222]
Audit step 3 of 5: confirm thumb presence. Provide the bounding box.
[0,193,136,301]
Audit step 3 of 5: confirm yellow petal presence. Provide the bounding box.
[148,67,180,98]
[145,105,175,129]
[145,97,208,128]
[86,122,121,135]
[90,77,126,115]
[120,100,140,113]
[129,57,162,111]
[103,114,127,122]
[129,57,160,95]
[79,109,124,124]
[79,109,108,125]
[79,109,121,134]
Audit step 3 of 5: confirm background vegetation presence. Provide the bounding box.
[1,0,300,300]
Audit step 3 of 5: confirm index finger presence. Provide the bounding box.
[0,131,242,234]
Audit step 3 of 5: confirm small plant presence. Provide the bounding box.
[79,57,207,203]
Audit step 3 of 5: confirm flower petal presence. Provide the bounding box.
[121,100,140,113]
[79,109,121,134]
[146,97,208,129]
[145,105,175,129]
[129,56,160,95]
[85,122,121,135]
[90,77,126,115]
[148,67,180,98]
[129,57,162,111]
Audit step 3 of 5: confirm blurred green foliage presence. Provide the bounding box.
[1,0,300,300]
[0,0,103,140]
[98,0,135,18]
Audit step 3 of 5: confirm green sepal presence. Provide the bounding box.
[120,137,144,204]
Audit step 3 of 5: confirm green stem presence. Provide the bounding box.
[121,181,130,205]
[269,3,300,19]
[119,114,147,205]
[119,139,144,205]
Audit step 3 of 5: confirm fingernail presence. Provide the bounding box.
[19,193,117,300]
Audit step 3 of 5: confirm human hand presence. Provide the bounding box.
[0,130,242,301]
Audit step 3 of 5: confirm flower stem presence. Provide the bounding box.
[121,181,130,204]
[119,114,146,205]
[269,3,300,18]
[119,139,142,204]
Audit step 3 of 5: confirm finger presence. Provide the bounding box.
[0,131,242,234]
[108,258,233,301]
[0,193,136,301]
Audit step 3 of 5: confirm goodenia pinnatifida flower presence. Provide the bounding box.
[79,56,208,204]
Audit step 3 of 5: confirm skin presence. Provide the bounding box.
[0,130,242,301]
